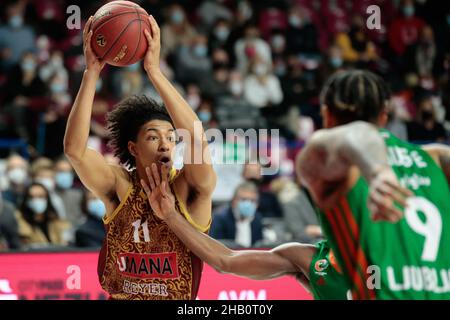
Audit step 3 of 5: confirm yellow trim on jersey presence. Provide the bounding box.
[103,184,133,225]
[171,183,212,233]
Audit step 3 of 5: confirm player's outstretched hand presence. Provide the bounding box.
[83,16,105,74]
[141,163,176,221]
[143,15,161,74]
[367,166,412,223]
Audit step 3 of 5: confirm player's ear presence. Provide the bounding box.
[128,141,138,158]
[377,108,389,128]
[321,104,334,128]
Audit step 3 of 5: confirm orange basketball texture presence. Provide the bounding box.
[90,1,151,67]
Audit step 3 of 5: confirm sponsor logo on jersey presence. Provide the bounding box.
[122,280,168,296]
[314,259,329,275]
[117,252,179,279]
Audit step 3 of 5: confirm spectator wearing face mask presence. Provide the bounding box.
[208,19,232,53]
[196,96,219,130]
[161,4,197,58]
[234,24,272,76]
[175,34,211,84]
[31,158,67,220]
[2,154,29,207]
[0,0,36,71]
[388,0,425,57]
[75,190,106,248]
[0,193,21,250]
[404,25,437,78]
[210,182,263,248]
[285,5,319,57]
[407,93,447,142]
[2,51,48,141]
[243,58,283,109]
[16,182,71,248]
[199,48,231,98]
[54,157,83,227]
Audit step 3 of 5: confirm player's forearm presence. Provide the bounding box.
[300,121,388,184]
[146,69,203,137]
[165,210,234,273]
[64,70,98,160]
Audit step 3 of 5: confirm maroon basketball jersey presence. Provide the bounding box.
[98,168,210,299]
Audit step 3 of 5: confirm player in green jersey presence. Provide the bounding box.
[297,70,450,299]
[138,166,349,299]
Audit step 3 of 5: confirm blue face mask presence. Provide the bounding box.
[55,172,74,190]
[330,56,343,68]
[88,199,106,220]
[50,83,67,94]
[171,11,184,24]
[27,198,48,215]
[403,5,414,18]
[198,111,211,123]
[237,200,257,219]
[215,27,229,41]
[9,15,23,28]
[193,45,207,57]
[21,61,36,72]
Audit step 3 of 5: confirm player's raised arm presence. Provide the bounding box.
[63,17,117,198]
[140,164,310,280]
[142,15,216,196]
[297,121,411,222]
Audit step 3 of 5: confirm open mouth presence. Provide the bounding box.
[158,156,171,165]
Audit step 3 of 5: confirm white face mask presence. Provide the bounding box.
[35,178,55,192]
[229,81,243,96]
[7,168,27,185]
[253,64,268,76]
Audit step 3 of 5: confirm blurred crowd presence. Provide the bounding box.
[0,0,450,251]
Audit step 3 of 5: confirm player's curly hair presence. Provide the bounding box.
[320,69,391,125]
[106,95,173,169]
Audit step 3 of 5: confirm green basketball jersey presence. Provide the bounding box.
[317,129,450,299]
[309,240,350,300]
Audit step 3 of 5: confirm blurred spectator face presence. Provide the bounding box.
[212,48,229,65]
[85,191,106,220]
[237,1,253,23]
[251,60,270,78]
[232,187,258,220]
[242,163,262,183]
[54,159,74,190]
[420,25,434,46]
[20,52,37,74]
[191,35,208,58]
[168,5,186,26]
[6,2,25,29]
[49,73,68,95]
[244,26,259,40]
[228,70,244,97]
[26,184,49,218]
[270,33,286,54]
[213,20,231,42]
[6,155,28,187]
[328,46,344,69]
[196,100,213,123]
[186,84,201,110]
[418,97,436,124]
[34,168,56,192]
[288,6,304,28]
[402,0,415,18]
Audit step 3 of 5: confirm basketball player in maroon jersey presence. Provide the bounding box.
[64,16,216,299]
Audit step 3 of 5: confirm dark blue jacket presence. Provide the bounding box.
[210,206,263,246]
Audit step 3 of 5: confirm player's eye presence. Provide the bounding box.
[147,136,158,141]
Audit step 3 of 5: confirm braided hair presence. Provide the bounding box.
[320,70,391,125]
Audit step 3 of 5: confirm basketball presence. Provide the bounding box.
[90,1,151,67]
